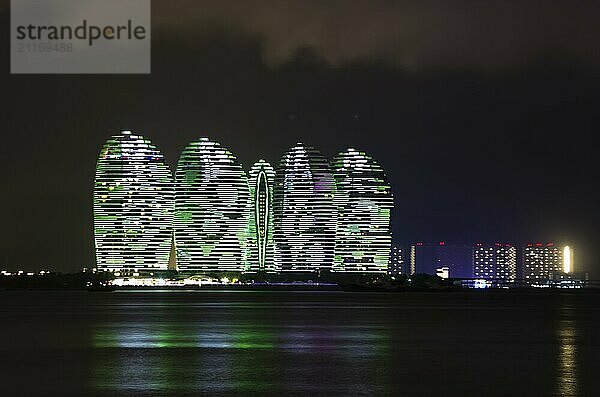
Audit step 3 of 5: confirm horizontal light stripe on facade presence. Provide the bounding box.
[93,131,174,271]
[273,143,336,272]
[174,138,251,272]
[246,160,276,272]
[331,149,393,273]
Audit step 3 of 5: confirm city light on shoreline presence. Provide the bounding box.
[564,246,572,274]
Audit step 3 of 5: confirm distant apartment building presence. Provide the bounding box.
[522,243,563,280]
[409,242,473,278]
[436,267,450,279]
[473,243,517,280]
[388,245,405,276]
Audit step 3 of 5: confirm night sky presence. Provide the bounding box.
[1,1,598,274]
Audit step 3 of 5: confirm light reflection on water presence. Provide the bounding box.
[1,291,583,395]
[557,301,578,397]
[92,322,390,394]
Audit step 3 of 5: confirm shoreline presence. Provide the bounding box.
[2,285,600,293]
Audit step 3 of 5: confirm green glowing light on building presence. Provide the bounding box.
[247,160,276,272]
[93,130,174,271]
[331,148,393,273]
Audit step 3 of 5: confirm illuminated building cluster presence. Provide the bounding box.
[398,241,573,282]
[93,131,174,271]
[92,131,580,284]
[174,138,251,272]
[246,160,276,272]
[273,143,337,272]
[331,149,393,273]
[94,134,396,274]
[473,243,517,280]
[398,241,573,285]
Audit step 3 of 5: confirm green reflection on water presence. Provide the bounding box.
[231,328,276,349]
[93,324,277,349]
[229,324,280,393]
[92,322,280,393]
[92,322,390,394]
[93,323,180,392]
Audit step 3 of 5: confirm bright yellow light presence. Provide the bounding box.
[563,246,572,274]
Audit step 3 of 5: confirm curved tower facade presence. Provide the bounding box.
[331,148,393,272]
[273,143,336,272]
[93,131,174,271]
[174,138,251,272]
[246,160,276,272]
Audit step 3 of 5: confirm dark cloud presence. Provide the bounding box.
[0,1,598,274]
[153,0,600,70]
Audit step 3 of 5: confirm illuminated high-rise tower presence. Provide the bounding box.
[174,138,251,272]
[93,130,174,271]
[522,243,563,280]
[273,143,336,272]
[246,160,276,272]
[473,243,517,280]
[331,149,393,273]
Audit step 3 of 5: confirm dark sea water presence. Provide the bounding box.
[1,291,599,396]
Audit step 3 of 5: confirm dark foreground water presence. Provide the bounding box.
[1,291,599,396]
